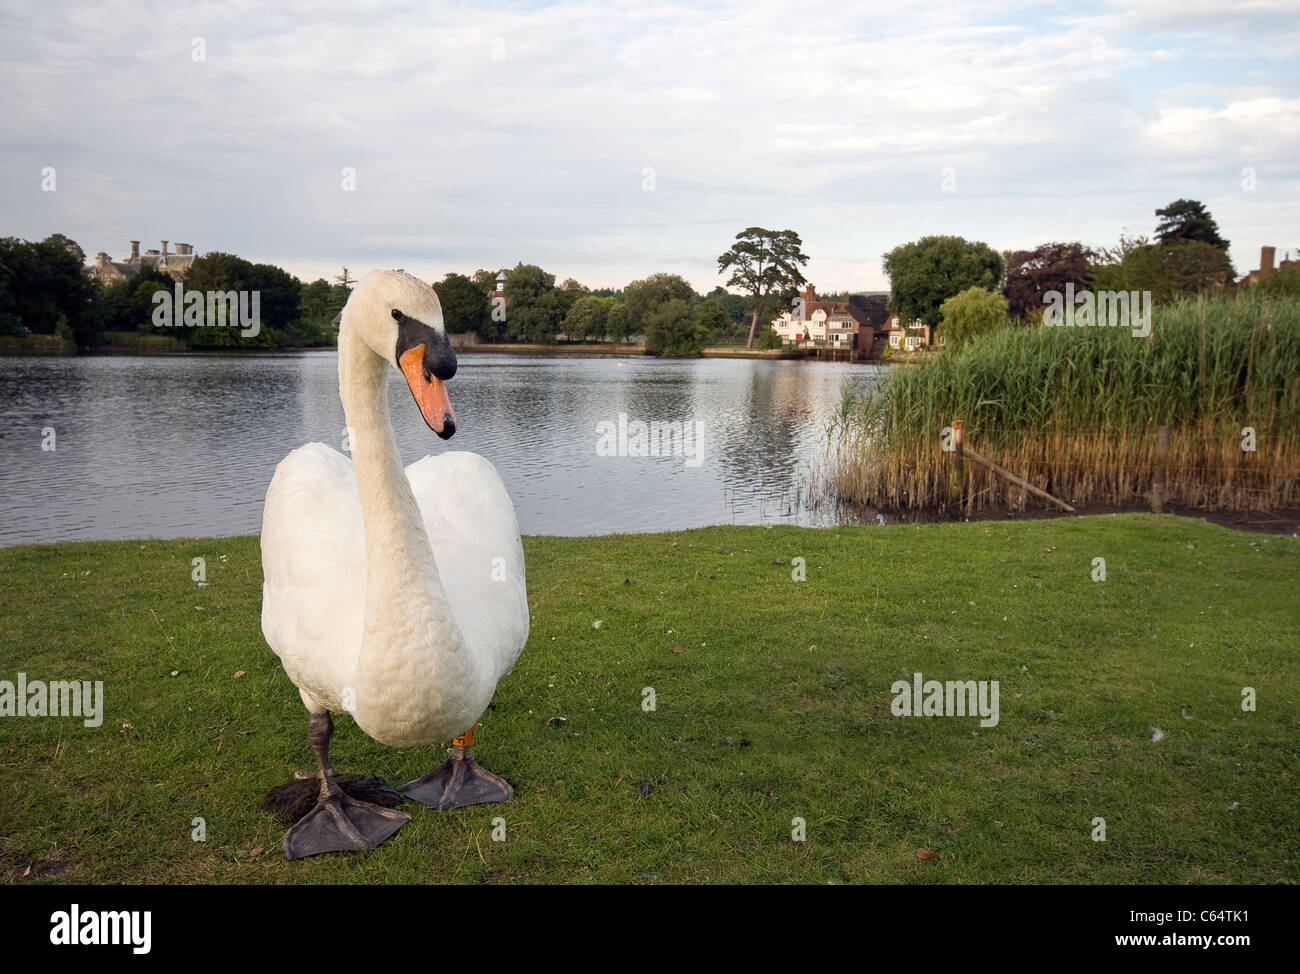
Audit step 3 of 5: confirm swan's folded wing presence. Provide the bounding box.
[260,442,365,711]
[406,451,529,685]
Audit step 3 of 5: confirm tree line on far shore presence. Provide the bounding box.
[432,265,756,354]
[0,234,762,356]
[0,235,350,350]
[1,199,1290,356]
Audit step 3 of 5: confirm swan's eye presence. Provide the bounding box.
[391,308,403,321]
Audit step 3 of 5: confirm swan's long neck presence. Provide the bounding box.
[338,327,470,745]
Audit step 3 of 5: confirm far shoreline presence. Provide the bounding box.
[1,339,896,362]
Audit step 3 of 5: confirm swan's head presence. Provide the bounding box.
[342,269,459,439]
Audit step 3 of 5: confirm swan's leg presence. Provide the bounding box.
[282,713,410,860]
[400,726,514,809]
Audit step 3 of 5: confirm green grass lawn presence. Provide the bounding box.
[1,515,1296,884]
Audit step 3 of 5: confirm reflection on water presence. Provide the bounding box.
[0,352,885,545]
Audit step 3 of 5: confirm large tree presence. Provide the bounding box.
[178,251,253,347]
[938,287,1009,348]
[298,278,349,344]
[624,273,697,339]
[184,251,254,293]
[704,286,749,327]
[0,235,96,343]
[882,235,1003,326]
[717,227,809,348]
[606,302,631,342]
[644,298,704,356]
[693,300,730,343]
[562,295,615,341]
[503,263,565,343]
[245,262,302,337]
[1003,242,1095,320]
[433,272,491,337]
[94,265,173,334]
[44,233,86,267]
[1090,238,1234,302]
[1154,199,1229,250]
[177,252,296,346]
[556,277,589,317]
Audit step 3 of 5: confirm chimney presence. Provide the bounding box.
[161,240,169,256]
[130,240,140,262]
[803,283,816,306]
[1260,246,1276,276]
[96,252,109,269]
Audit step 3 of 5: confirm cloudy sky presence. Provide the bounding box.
[2,0,1297,292]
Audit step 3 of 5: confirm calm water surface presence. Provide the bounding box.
[0,352,885,545]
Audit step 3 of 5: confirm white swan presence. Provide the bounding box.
[260,270,529,859]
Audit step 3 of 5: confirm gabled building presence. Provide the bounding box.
[885,315,935,352]
[847,292,891,358]
[771,285,892,359]
[88,240,198,285]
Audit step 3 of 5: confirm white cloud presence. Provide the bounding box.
[0,0,1296,291]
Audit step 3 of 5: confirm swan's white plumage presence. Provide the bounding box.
[261,442,365,715]
[405,451,528,686]
[260,269,528,749]
[261,445,528,739]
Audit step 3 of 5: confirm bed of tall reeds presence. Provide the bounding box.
[830,290,1300,513]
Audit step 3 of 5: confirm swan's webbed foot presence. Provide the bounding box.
[279,711,409,860]
[283,791,410,860]
[264,772,403,823]
[400,743,514,810]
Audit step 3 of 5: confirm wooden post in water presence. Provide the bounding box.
[1151,425,1170,514]
[951,420,964,509]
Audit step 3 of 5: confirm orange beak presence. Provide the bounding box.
[399,345,457,439]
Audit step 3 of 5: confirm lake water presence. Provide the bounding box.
[0,352,885,546]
